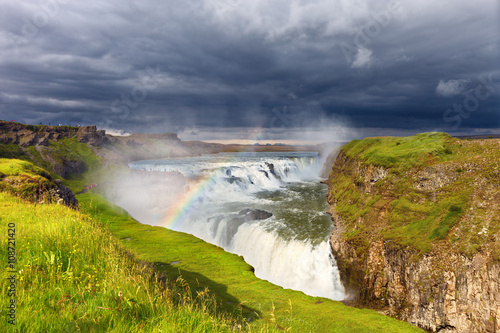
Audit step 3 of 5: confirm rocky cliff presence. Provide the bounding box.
[0,121,226,174]
[327,133,500,333]
[0,159,78,208]
[0,121,108,147]
[0,121,107,178]
[99,132,223,165]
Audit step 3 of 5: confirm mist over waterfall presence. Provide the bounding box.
[121,152,345,300]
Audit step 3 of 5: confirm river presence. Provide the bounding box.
[120,151,345,300]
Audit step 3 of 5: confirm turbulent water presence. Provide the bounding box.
[129,152,345,300]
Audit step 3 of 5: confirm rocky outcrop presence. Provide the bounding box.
[76,126,108,146]
[49,179,79,208]
[327,139,500,333]
[414,168,458,191]
[330,227,500,332]
[238,209,273,221]
[1,173,78,209]
[210,209,274,248]
[0,121,108,147]
[265,163,278,179]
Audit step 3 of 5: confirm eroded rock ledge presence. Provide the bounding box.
[330,218,499,332]
[0,121,108,147]
[327,138,500,333]
[1,173,78,209]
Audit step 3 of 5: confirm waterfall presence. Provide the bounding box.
[127,152,345,300]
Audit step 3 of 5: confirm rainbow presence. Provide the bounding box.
[161,174,216,229]
[160,127,269,229]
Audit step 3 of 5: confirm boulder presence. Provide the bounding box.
[238,209,273,220]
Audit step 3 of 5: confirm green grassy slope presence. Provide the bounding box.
[329,133,500,258]
[0,191,248,333]
[341,132,452,170]
[0,158,55,202]
[0,137,101,193]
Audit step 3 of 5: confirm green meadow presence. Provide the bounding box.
[0,192,247,332]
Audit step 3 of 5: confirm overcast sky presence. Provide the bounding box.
[1,0,499,141]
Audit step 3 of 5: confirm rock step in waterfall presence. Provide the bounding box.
[127,152,346,300]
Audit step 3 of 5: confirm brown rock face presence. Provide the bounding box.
[49,179,79,208]
[76,126,107,146]
[327,149,500,333]
[330,230,500,332]
[0,121,108,147]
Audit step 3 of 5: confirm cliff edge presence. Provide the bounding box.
[327,133,500,333]
[0,121,224,174]
[0,158,78,208]
[0,121,108,147]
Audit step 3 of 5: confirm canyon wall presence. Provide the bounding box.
[327,135,500,332]
[0,121,108,147]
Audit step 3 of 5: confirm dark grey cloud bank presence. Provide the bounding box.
[0,0,499,141]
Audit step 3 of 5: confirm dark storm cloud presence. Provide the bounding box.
[0,0,498,138]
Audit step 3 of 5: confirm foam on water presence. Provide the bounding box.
[129,152,345,300]
[230,223,344,300]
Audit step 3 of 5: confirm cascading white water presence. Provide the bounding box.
[230,224,345,300]
[128,152,345,300]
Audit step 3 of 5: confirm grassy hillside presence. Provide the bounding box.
[329,133,500,258]
[0,158,56,202]
[341,132,452,170]
[0,137,101,192]
[0,157,424,332]
[0,191,249,332]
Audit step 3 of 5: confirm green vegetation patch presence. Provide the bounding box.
[1,136,101,191]
[49,138,101,176]
[383,193,469,252]
[429,205,464,240]
[0,158,51,178]
[0,158,55,202]
[342,132,452,171]
[0,143,28,160]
